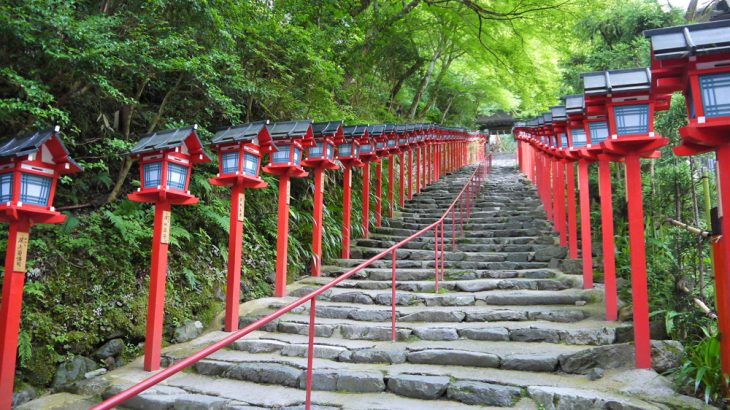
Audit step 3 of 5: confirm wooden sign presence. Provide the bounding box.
[286,180,291,205]
[160,211,171,244]
[13,231,29,272]
[237,192,245,222]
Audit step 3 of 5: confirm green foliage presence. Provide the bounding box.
[674,325,728,406]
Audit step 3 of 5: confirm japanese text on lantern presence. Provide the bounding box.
[160,211,171,244]
[13,231,29,272]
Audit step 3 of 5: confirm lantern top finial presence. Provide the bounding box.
[0,126,83,173]
[582,68,651,95]
[131,125,211,163]
[644,20,730,60]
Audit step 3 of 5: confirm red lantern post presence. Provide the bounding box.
[0,127,83,408]
[563,95,587,262]
[262,121,315,297]
[209,122,275,331]
[646,21,730,375]
[584,68,670,368]
[395,125,409,208]
[302,121,344,276]
[126,125,211,371]
[373,125,389,227]
[339,125,367,259]
[385,125,398,218]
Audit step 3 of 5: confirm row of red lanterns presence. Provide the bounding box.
[513,19,730,377]
[0,120,486,407]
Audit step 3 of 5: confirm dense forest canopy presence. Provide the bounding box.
[2,0,728,405]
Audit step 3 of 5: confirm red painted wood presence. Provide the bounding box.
[342,166,352,259]
[274,175,291,297]
[144,201,172,371]
[224,184,245,331]
[715,145,730,379]
[566,162,578,259]
[362,162,370,239]
[0,220,31,409]
[578,160,593,289]
[312,168,325,275]
[399,153,405,207]
[598,160,617,321]
[408,149,413,200]
[388,156,394,218]
[624,153,651,369]
[375,161,382,227]
[556,160,567,246]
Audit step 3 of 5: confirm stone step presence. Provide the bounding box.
[327,258,551,270]
[265,300,592,324]
[349,246,567,264]
[370,226,552,238]
[363,233,551,245]
[238,315,618,345]
[319,266,559,281]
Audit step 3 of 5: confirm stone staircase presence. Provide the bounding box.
[20,154,713,410]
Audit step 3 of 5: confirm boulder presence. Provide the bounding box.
[93,338,124,360]
[173,320,203,343]
[52,356,99,389]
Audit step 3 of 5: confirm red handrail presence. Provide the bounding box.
[92,157,488,410]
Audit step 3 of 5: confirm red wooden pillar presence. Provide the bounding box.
[311,168,325,274]
[362,162,370,239]
[274,175,291,297]
[714,145,730,376]
[416,146,421,194]
[375,161,382,227]
[0,220,31,407]
[224,184,245,331]
[598,159,617,321]
[398,152,405,207]
[388,155,394,217]
[342,166,352,258]
[556,160,567,245]
[624,153,650,368]
[578,160,593,289]
[408,149,413,200]
[545,155,553,222]
[566,161,578,259]
[144,201,172,371]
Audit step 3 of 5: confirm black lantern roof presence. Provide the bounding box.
[542,112,553,125]
[564,94,585,115]
[395,124,407,134]
[368,124,386,137]
[131,125,211,162]
[550,106,567,122]
[644,20,730,60]
[0,125,82,171]
[267,120,312,139]
[582,68,651,95]
[526,118,539,128]
[342,124,369,139]
[312,121,343,138]
[537,116,545,126]
[384,124,396,134]
[212,121,268,144]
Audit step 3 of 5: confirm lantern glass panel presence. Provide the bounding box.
[589,122,609,144]
[360,143,372,154]
[338,143,352,157]
[560,133,568,148]
[327,144,333,160]
[167,163,188,190]
[376,142,385,150]
[293,147,302,166]
[221,152,239,174]
[614,104,649,135]
[700,72,730,118]
[272,149,290,164]
[0,172,12,203]
[243,153,259,176]
[308,143,324,158]
[387,139,396,147]
[20,173,51,206]
[143,161,162,188]
[570,128,587,147]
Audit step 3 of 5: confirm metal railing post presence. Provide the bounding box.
[451,208,456,251]
[434,224,440,293]
[305,297,317,410]
[440,220,445,281]
[391,249,397,342]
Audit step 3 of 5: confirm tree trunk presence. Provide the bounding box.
[408,48,441,119]
[416,50,463,118]
[388,60,422,112]
[440,94,456,123]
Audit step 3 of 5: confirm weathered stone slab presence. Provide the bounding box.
[447,380,521,406]
[387,374,450,399]
[407,349,500,368]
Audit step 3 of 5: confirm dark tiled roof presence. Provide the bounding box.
[342,124,369,138]
[384,124,396,134]
[550,106,567,121]
[564,94,585,114]
[211,121,268,145]
[266,120,312,139]
[542,112,553,125]
[131,125,198,154]
[582,68,651,95]
[368,124,386,136]
[395,124,407,134]
[312,121,343,137]
[644,20,730,59]
[0,125,82,170]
